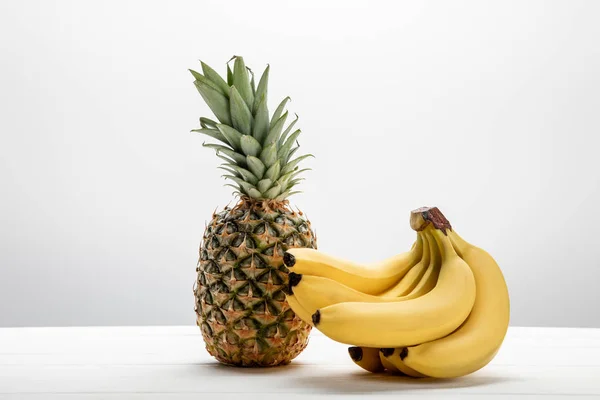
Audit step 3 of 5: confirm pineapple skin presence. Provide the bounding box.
[195,197,316,367]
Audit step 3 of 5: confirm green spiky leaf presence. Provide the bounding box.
[281,154,314,175]
[194,81,231,125]
[240,135,261,157]
[253,65,269,113]
[200,62,230,95]
[287,178,304,188]
[246,155,266,179]
[278,113,299,148]
[277,172,292,188]
[216,153,238,166]
[214,151,247,168]
[264,111,288,147]
[189,70,225,95]
[229,86,253,135]
[286,146,300,163]
[233,57,254,109]
[227,64,233,86]
[278,129,301,160]
[249,67,256,96]
[225,164,259,185]
[265,160,281,181]
[277,167,310,188]
[202,142,233,153]
[252,95,269,144]
[224,183,243,196]
[247,187,263,199]
[270,97,290,129]
[200,117,218,129]
[218,166,241,178]
[203,143,246,165]
[216,124,243,151]
[224,175,256,193]
[260,142,277,168]
[276,190,301,200]
[289,167,311,181]
[263,182,282,198]
[191,128,228,144]
[257,179,272,193]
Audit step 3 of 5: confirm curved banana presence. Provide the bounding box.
[291,275,380,313]
[378,348,400,373]
[290,274,412,320]
[310,226,476,348]
[289,233,437,315]
[402,231,441,299]
[380,348,427,378]
[283,235,423,295]
[401,229,510,378]
[348,346,384,373]
[284,294,314,326]
[379,232,431,297]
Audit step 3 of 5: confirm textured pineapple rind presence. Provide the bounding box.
[194,198,316,367]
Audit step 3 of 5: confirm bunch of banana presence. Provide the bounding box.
[283,206,510,378]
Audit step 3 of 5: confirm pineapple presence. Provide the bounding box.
[190,56,317,367]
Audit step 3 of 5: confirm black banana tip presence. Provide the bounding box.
[283,252,296,267]
[348,346,363,362]
[288,272,302,293]
[380,348,394,357]
[399,347,408,360]
[311,310,321,325]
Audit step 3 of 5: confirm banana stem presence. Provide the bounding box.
[410,206,452,234]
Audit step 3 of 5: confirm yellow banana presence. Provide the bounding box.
[378,348,400,373]
[311,226,476,348]
[380,348,427,378]
[290,273,411,317]
[402,230,441,299]
[283,235,423,295]
[290,274,380,313]
[401,229,510,378]
[284,294,314,326]
[379,232,431,297]
[288,233,438,316]
[348,346,384,373]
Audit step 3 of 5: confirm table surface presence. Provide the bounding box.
[0,326,599,399]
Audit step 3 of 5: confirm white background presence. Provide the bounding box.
[1,0,599,328]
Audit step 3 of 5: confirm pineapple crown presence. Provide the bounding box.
[190,56,312,201]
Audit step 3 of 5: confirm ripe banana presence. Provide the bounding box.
[288,233,437,316]
[283,235,423,295]
[379,348,427,378]
[285,294,314,326]
[290,274,381,314]
[402,231,441,299]
[348,346,384,373]
[378,348,400,373]
[401,229,510,378]
[378,232,431,297]
[310,226,476,348]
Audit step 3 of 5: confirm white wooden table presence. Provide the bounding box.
[0,326,599,399]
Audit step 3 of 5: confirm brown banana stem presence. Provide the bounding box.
[410,206,452,234]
